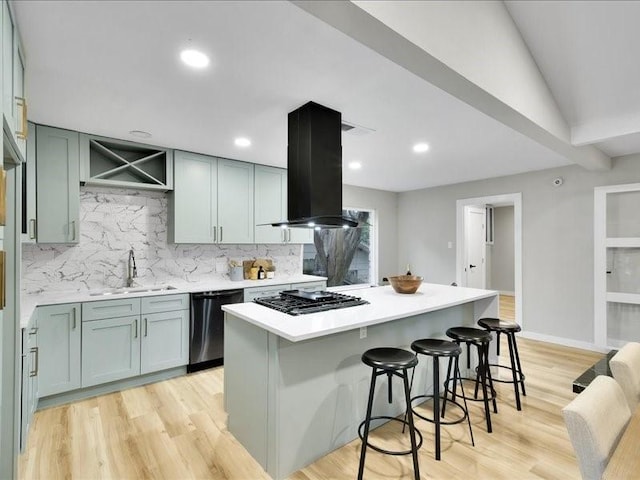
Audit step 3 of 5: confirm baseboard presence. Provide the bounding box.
[519,330,609,353]
[37,366,187,410]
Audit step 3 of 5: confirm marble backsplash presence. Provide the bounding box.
[22,187,302,294]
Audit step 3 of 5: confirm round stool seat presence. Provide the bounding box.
[362,347,418,370]
[446,327,492,344]
[411,339,461,357]
[478,318,521,333]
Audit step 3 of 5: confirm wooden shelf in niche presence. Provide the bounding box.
[80,134,174,191]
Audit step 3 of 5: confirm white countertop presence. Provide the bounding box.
[20,274,326,328]
[222,283,498,342]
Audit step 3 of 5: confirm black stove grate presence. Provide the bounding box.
[255,290,368,315]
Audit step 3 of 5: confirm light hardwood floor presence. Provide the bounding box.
[20,295,603,479]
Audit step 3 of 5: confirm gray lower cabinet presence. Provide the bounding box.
[20,322,38,452]
[82,315,141,388]
[140,310,189,374]
[82,294,189,386]
[244,284,291,302]
[35,125,80,243]
[291,281,327,292]
[243,281,327,302]
[37,303,81,397]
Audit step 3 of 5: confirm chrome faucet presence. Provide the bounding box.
[127,249,137,287]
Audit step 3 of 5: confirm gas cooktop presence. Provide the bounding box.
[254,290,369,315]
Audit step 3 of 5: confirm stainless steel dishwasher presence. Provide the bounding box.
[188,289,244,372]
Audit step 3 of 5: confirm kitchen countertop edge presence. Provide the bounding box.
[20,274,327,329]
[222,283,499,342]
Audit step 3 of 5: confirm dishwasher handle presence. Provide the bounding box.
[192,289,244,300]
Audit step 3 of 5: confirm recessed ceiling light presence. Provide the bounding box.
[348,161,362,170]
[180,49,210,69]
[234,137,251,147]
[413,142,430,153]
[129,130,152,139]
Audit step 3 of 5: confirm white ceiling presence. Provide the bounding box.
[13,1,576,192]
[506,0,640,157]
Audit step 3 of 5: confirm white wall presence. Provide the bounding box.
[353,0,569,141]
[398,154,640,345]
[22,187,303,294]
[490,206,515,293]
[344,184,398,283]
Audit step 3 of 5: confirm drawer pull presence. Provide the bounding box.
[30,347,39,377]
[15,97,27,140]
[29,219,36,239]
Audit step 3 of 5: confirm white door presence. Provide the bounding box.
[465,206,486,288]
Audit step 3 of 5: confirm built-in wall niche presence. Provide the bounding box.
[595,183,640,348]
[606,189,640,237]
[607,302,640,347]
[79,134,174,191]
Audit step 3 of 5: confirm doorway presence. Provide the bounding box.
[456,193,523,328]
[464,206,486,289]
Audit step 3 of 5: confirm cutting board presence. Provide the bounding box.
[243,258,274,279]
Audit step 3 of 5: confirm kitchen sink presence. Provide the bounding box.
[89,285,178,296]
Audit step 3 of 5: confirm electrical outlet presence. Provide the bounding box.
[360,326,367,339]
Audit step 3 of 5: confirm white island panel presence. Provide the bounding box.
[224,283,498,479]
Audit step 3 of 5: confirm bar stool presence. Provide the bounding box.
[445,327,497,433]
[358,347,422,480]
[407,339,474,460]
[478,318,526,410]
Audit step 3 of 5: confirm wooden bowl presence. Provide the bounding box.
[388,275,423,294]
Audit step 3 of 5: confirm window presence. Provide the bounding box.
[303,209,374,287]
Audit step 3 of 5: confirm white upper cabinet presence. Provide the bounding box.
[79,133,174,191]
[217,158,254,244]
[170,151,254,244]
[253,165,312,244]
[254,165,287,243]
[3,0,27,162]
[170,150,217,243]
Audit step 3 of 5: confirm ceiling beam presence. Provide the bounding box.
[572,114,640,147]
[292,0,611,171]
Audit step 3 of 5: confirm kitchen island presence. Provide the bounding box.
[222,283,498,480]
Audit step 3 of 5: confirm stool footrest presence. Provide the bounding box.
[445,377,497,402]
[488,363,526,384]
[410,394,468,426]
[358,416,424,456]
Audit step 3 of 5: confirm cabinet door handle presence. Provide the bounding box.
[71,221,76,241]
[72,307,77,330]
[29,219,36,239]
[282,229,286,243]
[213,226,217,242]
[288,230,291,242]
[134,319,138,338]
[15,97,27,140]
[30,347,39,377]
[219,226,223,242]
[144,317,148,337]
[29,327,38,335]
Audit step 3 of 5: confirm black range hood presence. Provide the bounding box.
[272,101,358,229]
